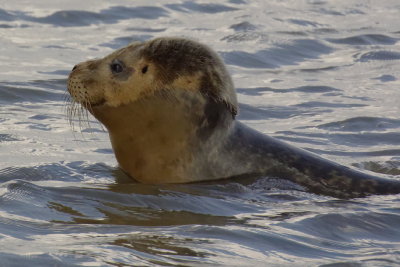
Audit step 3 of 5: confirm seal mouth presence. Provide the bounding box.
[90,98,106,108]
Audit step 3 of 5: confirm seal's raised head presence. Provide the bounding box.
[68,37,238,183]
[68,37,237,113]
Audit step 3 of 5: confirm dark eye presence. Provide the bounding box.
[110,60,124,74]
[141,65,148,74]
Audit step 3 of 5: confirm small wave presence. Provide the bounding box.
[356,50,400,62]
[17,6,169,27]
[221,32,266,43]
[0,79,67,103]
[229,21,257,32]
[312,28,339,34]
[222,39,333,69]
[315,8,343,16]
[354,161,400,176]
[126,27,166,33]
[37,70,70,76]
[289,212,400,242]
[0,9,17,21]
[0,134,19,142]
[100,35,152,49]
[229,0,247,4]
[237,85,340,96]
[32,10,118,27]
[0,84,62,103]
[294,101,366,108]
[0,24,12,28]
[277,30,308,37]
[0,162,116,184]
[104,6,168,20]
[279,130,400,147]
[1,180,47,203]
[238,103,325,120]
[372,74,397,82]
[317,117,400,132]
[287,19,322,27]
[0,253,66,267]
[327,34,398,45]
[222,50,276,68]
[307,148,400,157]
[93,148,114,154]
[166,2,238,13]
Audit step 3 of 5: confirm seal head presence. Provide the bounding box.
[68,37,239,183]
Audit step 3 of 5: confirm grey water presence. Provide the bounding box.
[0,0,400,266]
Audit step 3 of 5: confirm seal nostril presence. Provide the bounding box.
[72,65,78,71]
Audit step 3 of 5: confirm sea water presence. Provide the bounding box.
[0,0,400,266]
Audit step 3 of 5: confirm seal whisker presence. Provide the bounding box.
[66,98,75,128]
[83,98,95,132]
[73,102,82,131]
[65,97,81,140]
[70,101,77,128]
[78,105,86,131]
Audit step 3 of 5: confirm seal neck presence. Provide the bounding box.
[90,91,238,183]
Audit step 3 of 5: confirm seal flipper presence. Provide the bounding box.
[226,122,400,198]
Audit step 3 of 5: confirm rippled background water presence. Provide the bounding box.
[0,0,400,266]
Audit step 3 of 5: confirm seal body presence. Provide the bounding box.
[68,37,400,198]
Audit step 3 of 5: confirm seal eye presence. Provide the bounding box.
[141,65,148,74]
[110,60,124,74]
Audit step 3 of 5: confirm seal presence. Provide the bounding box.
[67,37,400,198]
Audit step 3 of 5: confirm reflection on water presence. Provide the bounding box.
[0,0,400,266]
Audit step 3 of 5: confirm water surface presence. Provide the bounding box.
[0,0,400,266]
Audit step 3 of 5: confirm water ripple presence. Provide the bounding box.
[0,6,169,27]
[229,21,257,31]
[166,2,238,13]
[317,117,400,132]
[222,39,333,68]
[356,50,400,62]
[237,85,340,96]
[327,34,398,45]
[1,0,400,265]
[0,9,18,21]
